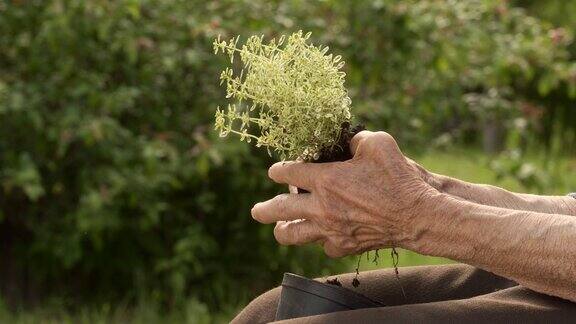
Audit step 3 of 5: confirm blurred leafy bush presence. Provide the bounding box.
[0,0,345,310]
[0,0,575,312]
[324,0,576,150]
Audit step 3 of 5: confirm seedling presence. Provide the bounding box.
[213,30,356,162]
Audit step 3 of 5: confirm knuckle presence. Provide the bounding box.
[354,137,368,152]
[323,243,337,258]
[373,131,394,142]
[324,250,338,258]
[324,243,345,258]
[359,132,398,157]
[367,131,394,147]
[353,130,373,143]
[351,131,371,154]
[339,237,358,251]
[357,137,379,154]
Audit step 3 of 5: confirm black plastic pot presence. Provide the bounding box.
[275,273,384,321]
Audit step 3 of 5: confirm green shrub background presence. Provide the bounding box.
[0,0,575,318]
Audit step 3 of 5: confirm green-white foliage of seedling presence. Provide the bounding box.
[213,31,352,161]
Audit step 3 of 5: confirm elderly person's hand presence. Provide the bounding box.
[251,130,576,302]
[251,131,438,257]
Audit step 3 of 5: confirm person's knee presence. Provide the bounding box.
[231,286,281,324]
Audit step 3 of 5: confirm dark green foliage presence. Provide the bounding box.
[0,0,574,312]
[0,0,344,310]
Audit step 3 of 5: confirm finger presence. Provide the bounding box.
[349,130,373,156]
[251,193,319,224]
[268,161,326,191]
[322,240,348,258]
[274,220,323,245]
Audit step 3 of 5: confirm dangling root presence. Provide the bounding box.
[352,253,362,287]
[391,247,407,300]
[352,248,406,300]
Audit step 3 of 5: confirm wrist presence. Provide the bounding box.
[402,191,477,257]
[399,189,452,250]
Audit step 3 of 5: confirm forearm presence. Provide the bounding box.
[405,193,576,302]
[431,173,576,216]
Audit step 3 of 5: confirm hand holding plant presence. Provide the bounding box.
[251,131,437,258]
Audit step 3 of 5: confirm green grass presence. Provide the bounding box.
[419,150,524,191]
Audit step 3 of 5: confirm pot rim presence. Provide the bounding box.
[281,273,383,309]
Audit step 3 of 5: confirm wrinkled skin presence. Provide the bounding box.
[251,130,576,302]
[252,131,435,257]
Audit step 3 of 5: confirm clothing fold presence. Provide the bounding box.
[232,264,576,324]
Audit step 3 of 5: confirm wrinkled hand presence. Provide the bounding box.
[251,131,438,258]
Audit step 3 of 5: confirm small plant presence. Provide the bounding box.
[213,31,353,161]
